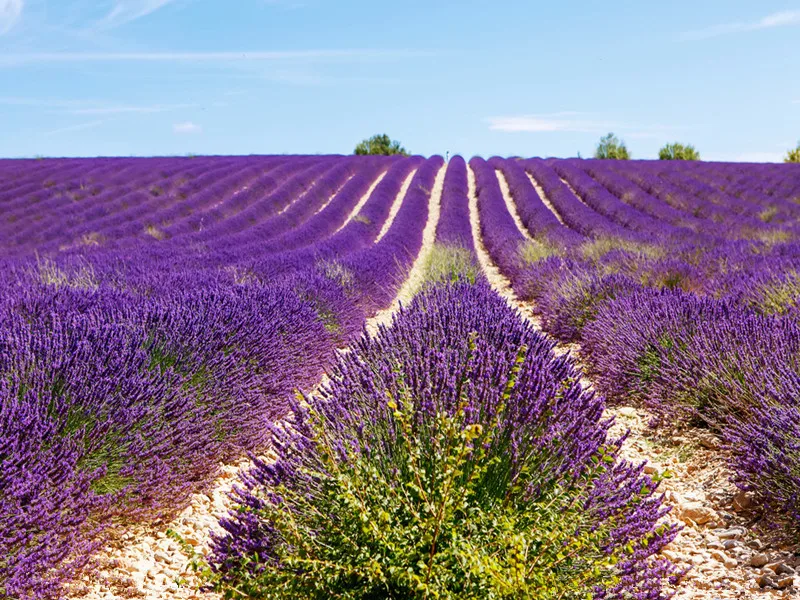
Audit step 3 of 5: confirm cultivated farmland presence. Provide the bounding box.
[2,155,800,599]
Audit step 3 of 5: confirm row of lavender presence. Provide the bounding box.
[2,152,798,597]
[208,157,682,598]
[0,154,448,598]
[472,155,800,538]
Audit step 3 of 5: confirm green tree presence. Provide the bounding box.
[785,142,800,163]
[354,134,409,156]
[594,132,630,160]
[659,142,701,161]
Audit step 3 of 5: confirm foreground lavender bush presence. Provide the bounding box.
[211,282,679,599]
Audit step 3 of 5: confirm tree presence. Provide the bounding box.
[659,142,701,161]
[786,142,800,163]
[354,134,409,156]
[594,133,630,160]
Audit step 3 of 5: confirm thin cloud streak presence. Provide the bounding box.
[0,96,88,108]
[487,113,612,134]
[94,0,179,30]
[0,49,433,67]
[681,9,800,40]
[0,97,196,115]
[69,103,196,115]
[0,0,23,35]
[44,120,107,137]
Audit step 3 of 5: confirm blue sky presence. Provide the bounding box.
[0,0,798,160]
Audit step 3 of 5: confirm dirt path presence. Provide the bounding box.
[374,169,417,242]
[495,169,537,244]
[467,165,537,323]
[313,174,355,216]
[334,170,389,233]
[69,164,440,600]
[525,171,566,225]
[367,162,446,334]
[473,165,800,599]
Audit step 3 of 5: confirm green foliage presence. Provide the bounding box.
[579,238,663,264]
[34,255,99,290]
[658,143,700,161]
[145,224,167,240]
[635,344,663,391]
[519,240,559,264]
[317,259,355,289]
[785,142,800,163]
[743,272,800,316]
[594,133,630,160]
[759,206,778,223]
[210,370,651,600]
[354,134,409,156]
[420,244,481,287]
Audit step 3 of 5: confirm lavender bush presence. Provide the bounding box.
[211,282,679,599]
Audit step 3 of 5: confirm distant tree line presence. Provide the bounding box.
[354,132,800,163]
[593,134,800,163]
[593,134,701,161]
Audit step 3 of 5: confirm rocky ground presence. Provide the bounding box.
[608,405,800,598]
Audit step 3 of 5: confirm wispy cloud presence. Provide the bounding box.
[0,96,196,114]
[486,112,682,139]
[173,121,201,134]
[94,0,179,30]
[487,112,609,133]
[681,9,800,40]
[0,49,432,67]
[69,103,195,115]
[0,0,23,35]
[44,120,107,136]
[0,96,86,109]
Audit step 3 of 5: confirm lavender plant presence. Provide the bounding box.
[211,282,679,599]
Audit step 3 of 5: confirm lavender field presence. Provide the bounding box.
[3,154,800,599]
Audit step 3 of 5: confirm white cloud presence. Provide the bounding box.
[486,113,681,139]
[94,0,178,30]
[0,0,22,35]
[44,120,107,136]
[487,112,611,134]
[0,49,432,67]
[681,9,800,40]
[173,121,201,134]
